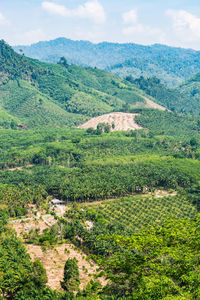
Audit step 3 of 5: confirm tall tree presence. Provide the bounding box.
[61,258,80,293]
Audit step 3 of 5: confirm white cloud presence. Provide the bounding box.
[16,29,46,45]
[122,9,137,25]
[122,24,165,44]
[122,9,165,45]
[0,12,9,25]
[42,0,106,24]
[67,25,105,43]
[42,2,67,17]
[166,9,200,40]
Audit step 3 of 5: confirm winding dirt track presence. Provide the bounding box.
[78,112,143,131]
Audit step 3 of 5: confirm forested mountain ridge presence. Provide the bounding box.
[177,72,200,114]
[0,40,165,129]
[14,37,200,86]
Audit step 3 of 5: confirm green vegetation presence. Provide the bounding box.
[135,110,200,139]
[79,194,197,233]
[61,258,80,293]
[61,188,199,255]
[127,74,200,115]
[0,212,50,299]
[14,37,200,86]
[177,71,200,114]
[102,216,200,299]
[0,114,200,204]
[127,76,183,112]
[2,38,200,300]
[0,40,162,129]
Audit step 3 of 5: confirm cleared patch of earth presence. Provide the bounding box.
[12,215,57,236]
[153,189,177,198]
[11,213,106,291]
[141,96,166,111]
[78,112,143,131]
[26,243,106,291]
[7,164,34,171]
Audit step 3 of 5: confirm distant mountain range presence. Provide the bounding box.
[0,40,164,129]
[1,38,200,131]
[14,37,200,87]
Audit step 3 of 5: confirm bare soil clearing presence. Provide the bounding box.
[142,96,166,111]
[78,112,143,131]
[154,189,177,198]
[8,164,34,171]
[26,243,106,290]
[11,211,106,291]
[12,215,56,236]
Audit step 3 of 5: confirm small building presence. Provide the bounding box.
[51,199,65,206]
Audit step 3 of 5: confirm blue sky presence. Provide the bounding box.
[1,0,200,49]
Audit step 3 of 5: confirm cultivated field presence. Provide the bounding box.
[80,193,197,233]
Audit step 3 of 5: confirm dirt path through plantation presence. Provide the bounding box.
[7,164,34,171]
[79,190,177,207]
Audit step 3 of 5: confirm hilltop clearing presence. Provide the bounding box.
[0,40,166,129]
[78,112,143,131]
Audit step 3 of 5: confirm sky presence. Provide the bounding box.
[1,0,200,49]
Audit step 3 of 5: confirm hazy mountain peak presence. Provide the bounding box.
[13,37,200,86]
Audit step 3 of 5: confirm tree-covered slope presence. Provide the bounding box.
[0,40,165,129]
[177,72,200,114]
[125,75,200,115]
[126,76,183,112]
[14,38,200,86]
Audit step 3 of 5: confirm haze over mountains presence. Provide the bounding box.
[2,37,200,131]
[0,40,166,129]
[14,37,200,87]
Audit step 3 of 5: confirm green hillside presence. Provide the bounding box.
[14,38,200,86]
[1,115,200,298]
[126,76,182,111]
[0,40,165,129]
[176,72,200,114]
[137,72,200,115]
[125,75,200,115]
[2,39,200,299]
[0,110,200,299]
[107,53,200,87]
